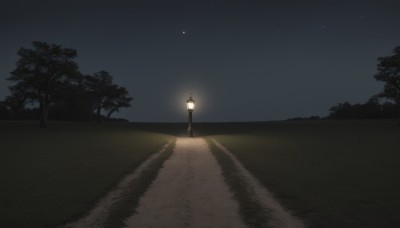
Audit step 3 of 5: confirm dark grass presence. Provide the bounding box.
[0,121,173,228]
[104,138,175,228]
[206,138,267,228]
[200,120,400,228]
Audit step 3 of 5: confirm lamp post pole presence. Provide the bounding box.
[186,95,195,137]
[187,109,193,137]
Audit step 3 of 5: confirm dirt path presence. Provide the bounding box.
[124,137,246,228]
[65,137,304,228]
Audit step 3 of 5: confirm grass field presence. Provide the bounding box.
[0,121,173,228]
[199,120,400,228]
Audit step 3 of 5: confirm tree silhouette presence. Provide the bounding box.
[104,86,133,119]
[49,78,94,121]
[374,46,400,123]
[8,41,80,128]
[84,71,133,123]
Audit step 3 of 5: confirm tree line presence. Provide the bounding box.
[327,98,397,119]
[0,41,133,127]
[289,46,400,122]
[328,46,400,121]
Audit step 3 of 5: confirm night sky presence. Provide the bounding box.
[1,0,399,122]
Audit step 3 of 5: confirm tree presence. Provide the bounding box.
[374,46,400,123]
[8,41,80,128]
[85,71,132,123]
[49,79,94,121]
[104,86,133,119]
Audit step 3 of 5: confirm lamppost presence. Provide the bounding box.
[186,95,195,137]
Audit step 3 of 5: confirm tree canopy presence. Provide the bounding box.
[375,46,400,104]
[84,71,133,123]
[8,41,80,127]
[374,46,400,122]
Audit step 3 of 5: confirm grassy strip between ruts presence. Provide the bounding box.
[206,138,267,228]
[104,138,176,228]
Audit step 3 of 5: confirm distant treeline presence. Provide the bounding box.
[328,99,398,119]
[290,45,400,122]
[288,99,398,121]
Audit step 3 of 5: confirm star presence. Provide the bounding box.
[182,30,186,35]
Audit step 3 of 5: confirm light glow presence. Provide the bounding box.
[187,101,195,110]
[186,95,195,111]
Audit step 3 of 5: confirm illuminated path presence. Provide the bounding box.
[124,137,246,228]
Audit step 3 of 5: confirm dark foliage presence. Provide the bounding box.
[7,41,80,127]
[2,41,133,125]
[287,116,322,121]
[84,71,133,123]
[375,46,400,103]
[374,46,400,122]
[328,98,398,119]
[0,101,39,120]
